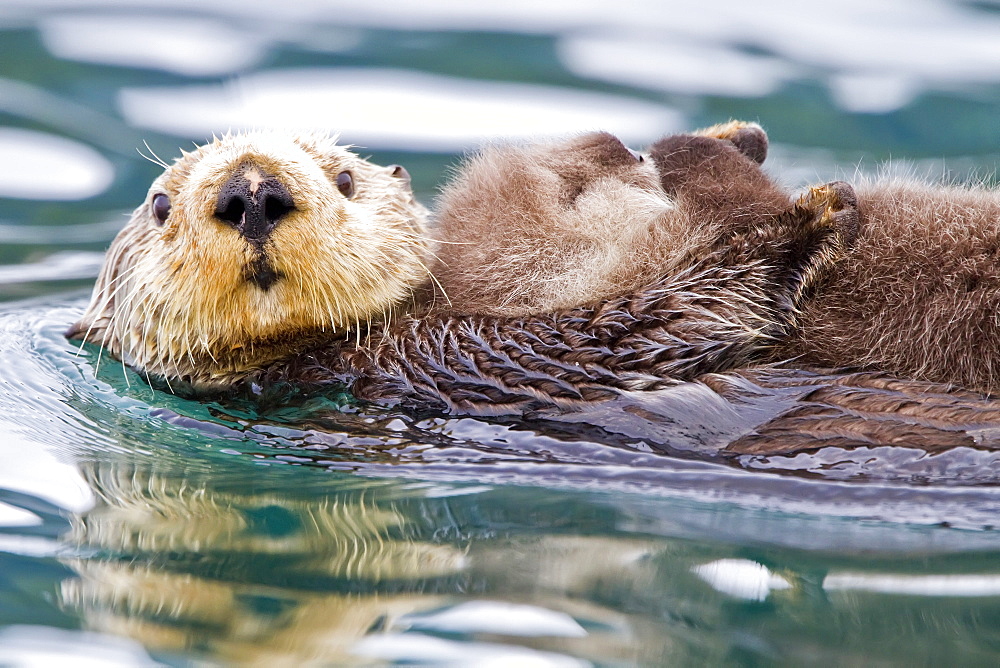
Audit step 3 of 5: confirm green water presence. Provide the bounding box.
[4,2,1000,665]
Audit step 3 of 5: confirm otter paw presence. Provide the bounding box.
[770,180,859,307]
[694,120,768,164]
[794,180,860,248]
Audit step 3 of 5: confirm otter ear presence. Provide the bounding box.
[694,120,768,164]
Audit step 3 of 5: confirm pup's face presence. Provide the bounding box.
[68,131,431,385]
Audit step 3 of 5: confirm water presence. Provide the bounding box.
[5,1,1000,664]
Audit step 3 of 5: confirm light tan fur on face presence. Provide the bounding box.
[431,132,715,315]
[71,131,432,387]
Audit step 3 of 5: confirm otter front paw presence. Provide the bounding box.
[774,180,860,308]
[694,120,768,164]
[793,180,860,249]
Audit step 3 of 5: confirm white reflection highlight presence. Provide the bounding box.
[560,36,796,98]
[0,252,106,284]
[692,558,791,601]
[402,601,587,638]
[40,14,266,76]
[0,128,113,201]
[0,501,41,527]
[0,431,94,515]
[824,573,1000,597]
[827,73,919,114]
[0,535,63,558]
[352,632,586,666]
[0,625,160,668]
[118,68,684,151]
[17,0,1000,114]
[554,0,1000,112]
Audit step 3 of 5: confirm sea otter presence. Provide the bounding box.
[67,125,1000,454]
[67,130,434,387]
[67,125,853,409]
[433,123,1000,396]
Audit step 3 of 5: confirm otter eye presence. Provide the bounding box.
[336,171,354,198]
[151,193,171,224]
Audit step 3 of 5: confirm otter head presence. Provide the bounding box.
[68,131,431,387]
[433,131,676,315]
[431,121,788,316]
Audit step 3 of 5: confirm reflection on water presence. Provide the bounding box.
[117,68,682,151]
[0,300,997,664]
[0,128,113,200]
[6,0,1000,663]
[49,440,1000,665]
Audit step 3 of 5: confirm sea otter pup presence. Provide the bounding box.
[433,122,1000,395]
[68,125,850,411]
[429,121,778,315]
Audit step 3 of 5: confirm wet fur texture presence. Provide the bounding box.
[259,126,855,414]
[67,131,432,387]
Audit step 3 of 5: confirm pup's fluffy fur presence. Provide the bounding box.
[780,178,1000,393]
[431,123,783,316]
[432,123,1000,394]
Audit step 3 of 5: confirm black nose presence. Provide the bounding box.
[215,164,295,242]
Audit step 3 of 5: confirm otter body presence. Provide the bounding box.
[265,125,855,413]
[69,126,848,410]
[68,125,1000,455]
[779,181,1000,393]
[434,126,1000,395]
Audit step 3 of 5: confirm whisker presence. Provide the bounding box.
[137,140,170,169]
[74,255,145,357]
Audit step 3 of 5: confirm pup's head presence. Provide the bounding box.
[68,131,431,387]
[431,121,787,315]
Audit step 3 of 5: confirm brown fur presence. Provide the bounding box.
[434,124,1000,395]
[778,180,1000,393]
[260,134,854,414]
[65,124,1000,457]
[69,125,853,408]
[431,122,791,315]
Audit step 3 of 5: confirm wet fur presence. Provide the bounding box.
[68,131,433,387]
[68,125,1000,454]
[779,180,1000,393]
[70,125,851,409]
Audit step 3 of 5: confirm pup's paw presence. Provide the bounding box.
[695,120,768,164]
[793,180,860,249]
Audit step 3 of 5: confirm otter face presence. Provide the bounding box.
[432,123,784,316]
[68,131,431,386]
